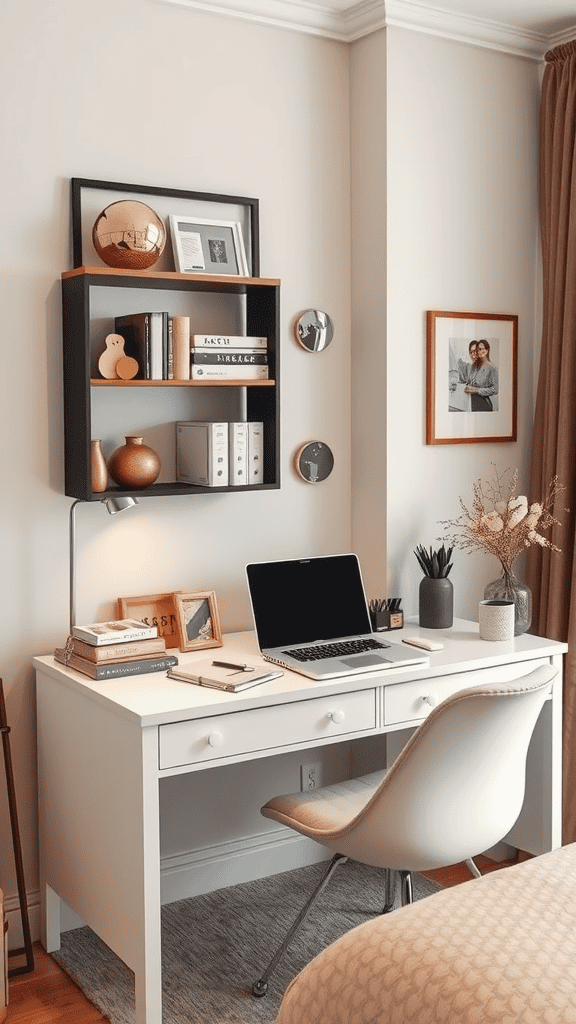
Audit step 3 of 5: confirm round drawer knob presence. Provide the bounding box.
[422,694,438,708]
[208,731,224,747]
[327,710,345,724]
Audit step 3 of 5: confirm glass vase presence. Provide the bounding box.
[483,570,532,636]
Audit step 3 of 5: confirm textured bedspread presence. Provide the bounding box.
[276,843,576,1024]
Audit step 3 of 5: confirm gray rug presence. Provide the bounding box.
[53,860,440,1024]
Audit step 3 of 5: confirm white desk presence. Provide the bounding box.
[34,619,566,1024]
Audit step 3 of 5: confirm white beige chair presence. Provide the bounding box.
[251,663,557,997]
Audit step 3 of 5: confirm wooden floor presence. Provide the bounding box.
[7,855,515,1023]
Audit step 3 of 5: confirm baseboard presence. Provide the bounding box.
[9,833,519,944]
[4,890,40,952]
[160,828,329,905]
[55,829,329,934]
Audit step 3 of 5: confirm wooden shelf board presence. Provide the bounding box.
[62,266,280,287]
[90,378,275,387]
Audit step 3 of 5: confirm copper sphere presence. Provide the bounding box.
[92,200,166,270]
[108,436,161,488]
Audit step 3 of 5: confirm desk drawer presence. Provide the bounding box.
[159,690,376,769]
[384,658,549,726]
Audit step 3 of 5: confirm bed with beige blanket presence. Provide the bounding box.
[275,843,576,1024]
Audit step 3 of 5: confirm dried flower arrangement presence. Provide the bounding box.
[440,466,566,576]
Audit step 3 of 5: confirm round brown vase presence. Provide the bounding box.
[90,439,109,493]
[107,436,161,489]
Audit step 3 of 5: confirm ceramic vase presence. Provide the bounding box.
[107,436,161,489]
[483,569,532,636]
[419,576,453,629]
[90,439,109,493]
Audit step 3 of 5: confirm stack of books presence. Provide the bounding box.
[176,420,264,487]
[114,312,171,381]
[190,335,269,380]
[54,619,178,679]
[110,321,270,384]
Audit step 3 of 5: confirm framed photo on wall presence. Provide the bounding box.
[174,591,223,652]
[426,310,518,444]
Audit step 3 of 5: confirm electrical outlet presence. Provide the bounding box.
[301,761,322,791]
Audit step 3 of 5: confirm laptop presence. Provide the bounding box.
[246,554,428,680]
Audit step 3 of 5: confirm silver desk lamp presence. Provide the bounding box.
[69,497,138,634]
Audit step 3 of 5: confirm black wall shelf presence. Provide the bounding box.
[62,268,280,500]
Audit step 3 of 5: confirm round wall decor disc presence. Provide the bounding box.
[294,310,333,352]
[294,441,334,483]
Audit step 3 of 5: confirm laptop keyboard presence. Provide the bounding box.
[284,638,389,662]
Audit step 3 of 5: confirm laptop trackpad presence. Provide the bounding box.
[341,654,392,668]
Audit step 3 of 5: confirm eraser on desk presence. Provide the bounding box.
[402,637,444,652]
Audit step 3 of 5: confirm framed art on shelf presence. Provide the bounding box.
[169,215,249,276]
[426,310,518,445]
[174,591,223,652]
[117,593,181,649]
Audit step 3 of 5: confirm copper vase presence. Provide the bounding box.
[107,436,161,489]
[90,439,109,493]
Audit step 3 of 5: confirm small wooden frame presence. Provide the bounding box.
[117,593,181,649]
[426,310,518,445]
[174,591,223,652]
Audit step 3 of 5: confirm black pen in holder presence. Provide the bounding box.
[369,598,404,632]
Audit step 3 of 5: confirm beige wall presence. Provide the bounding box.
[352,26,540,618]
[1,0,541,942]
[1,0,351,939]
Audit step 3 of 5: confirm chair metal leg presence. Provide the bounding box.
[382,868,396,913]
[466,857,481,878]
[252,852,348,997]
[399,870,413,906]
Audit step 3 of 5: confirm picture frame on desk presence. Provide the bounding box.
[117,593,181,649]
[169,215,249,277]
[174,591,223,652]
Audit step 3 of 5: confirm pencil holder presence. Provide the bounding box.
[369,601,404,632]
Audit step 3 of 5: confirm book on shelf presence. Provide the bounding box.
[191,350,268,366]
[54,649,178,680]
[192,335,267,349]
[166,658,283,692]
[71,618,158,646]
[228,421,248,486]
[166,317,174,380]
[114,312,169,380]
[247,421,264,485]
[176,421,229,487]
[191,364,269,380]
[66,636,167,663]
[171,315,190,380]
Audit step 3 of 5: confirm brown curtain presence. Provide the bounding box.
[527,40,576,844]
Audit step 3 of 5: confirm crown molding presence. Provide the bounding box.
[378,0,547,58]
[546,25,576,51]
[155,0,351,39]
[154,0,576,57]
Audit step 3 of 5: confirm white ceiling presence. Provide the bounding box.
[158,0,576,54]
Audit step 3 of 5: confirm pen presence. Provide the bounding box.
[212,660,253,672]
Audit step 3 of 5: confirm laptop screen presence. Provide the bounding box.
[246,554,373,650]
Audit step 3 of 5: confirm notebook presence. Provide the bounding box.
[246,554,428,680]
